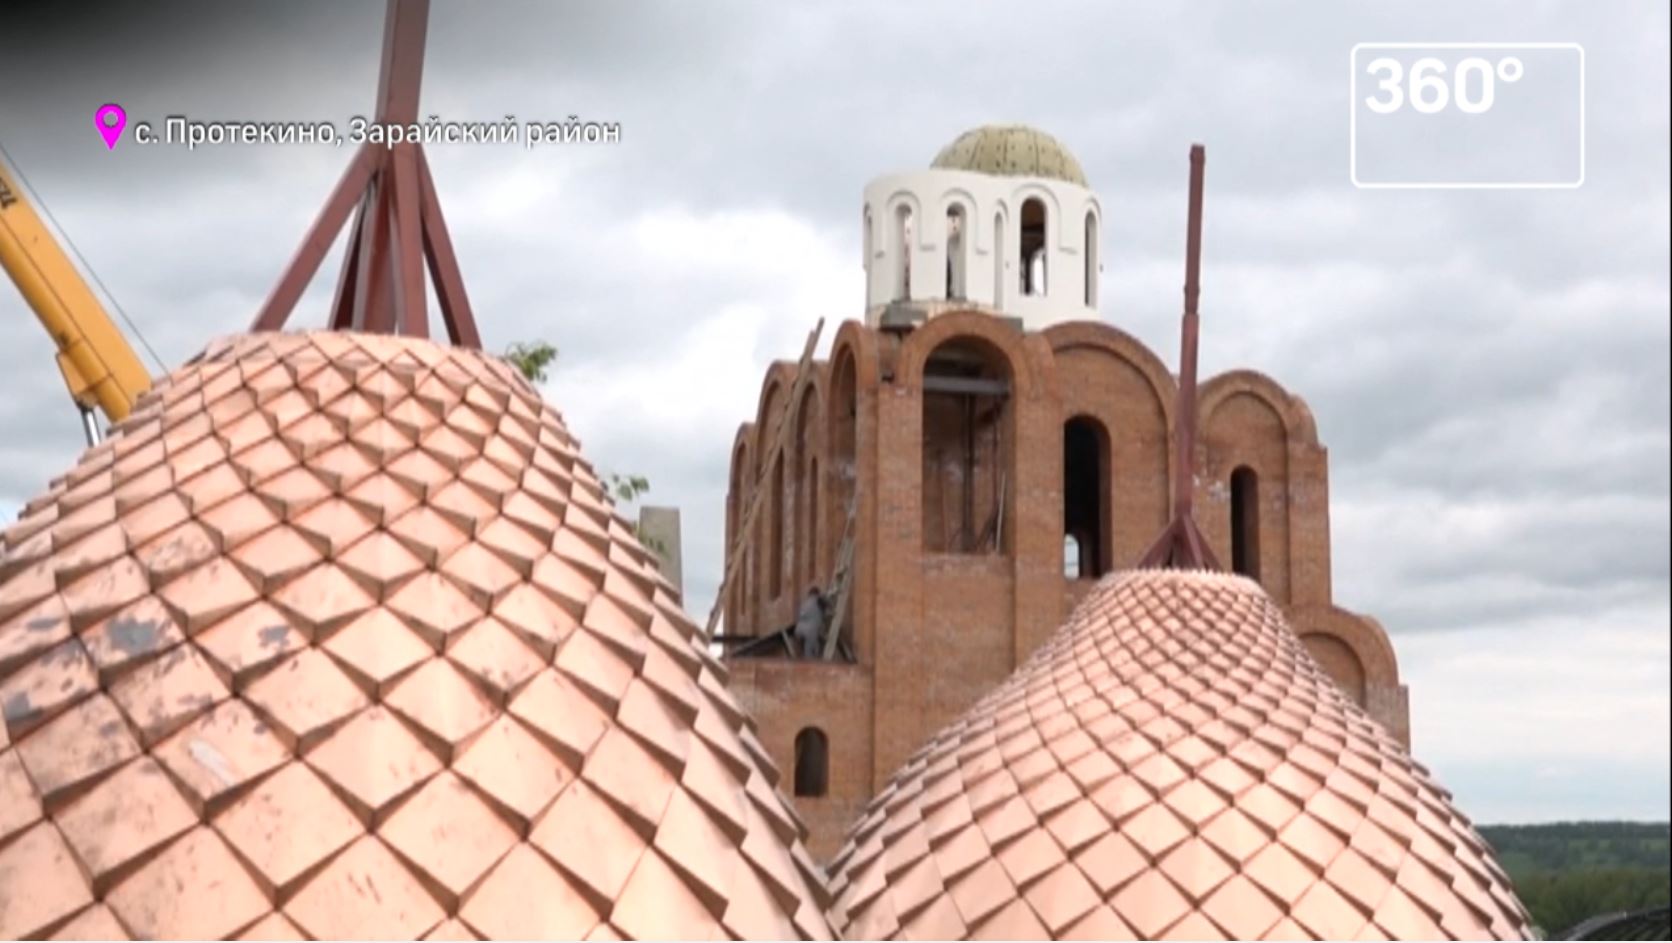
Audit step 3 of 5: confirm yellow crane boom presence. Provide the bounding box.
[0,155,151,440]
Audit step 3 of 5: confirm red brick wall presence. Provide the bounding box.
[724,658,873,859]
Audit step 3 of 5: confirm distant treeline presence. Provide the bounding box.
[1479,821,1670,937]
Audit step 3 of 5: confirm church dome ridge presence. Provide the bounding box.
[930,124,1089,187]
[826,567,1532,941]
[0,330,833,941]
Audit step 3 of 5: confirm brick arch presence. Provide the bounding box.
[825,337,866,489]
[829,320,883,396]
[1043,322,1178,570]
[1198,370,1301,602]
[828,318,884,481]
[1199,369,1319,446]
[752,362,801,612]
[1291,603,1405,743]
[822,326,876,611]
[1301,633,1366,704]
[894,309,1038,396]
[1043,321,1177,430]
[786,360,829,471]
[821,329,873,653]
[789,377,826,596]
[789,376,826,461]
[1294,605,1400,688]
[729,424,757,519]
[726,424,756,632]
[901,313,1036,560]
[752,361,800,468]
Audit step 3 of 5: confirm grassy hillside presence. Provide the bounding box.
[1479,822,1670,937]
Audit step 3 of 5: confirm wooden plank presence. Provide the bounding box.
[820,501,857,660]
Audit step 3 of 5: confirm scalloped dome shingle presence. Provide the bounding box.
[0,331,833,941]
[826,570,1531,941]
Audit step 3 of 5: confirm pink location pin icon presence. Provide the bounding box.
[95,104,127,150]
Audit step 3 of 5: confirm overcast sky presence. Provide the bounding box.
[1,1,1666,826]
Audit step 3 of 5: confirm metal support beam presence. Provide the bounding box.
[372,0,428,126]
[352,173,397,333]
[416,148,481,348]
[327,192,369,331]
[390,142,427,338]
[921,375,1011,397]
[248,0,480,348]
[251,144,380,332]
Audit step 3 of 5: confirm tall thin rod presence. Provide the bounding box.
[1172,144,1205,523]
[1139,143,1220,571]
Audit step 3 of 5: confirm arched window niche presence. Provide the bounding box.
[921,336,1014,556]
[1063,415,1111,579]
[793,727,829,797]
[1231,465,1261,580]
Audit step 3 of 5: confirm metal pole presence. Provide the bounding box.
[79,407,102,447]
[1139,143,1221,571]
[1173,144,1206,523]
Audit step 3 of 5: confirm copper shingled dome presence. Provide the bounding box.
[827,570,1532,941]
[0,331,833,941]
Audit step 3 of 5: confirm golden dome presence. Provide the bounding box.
[826,570,1531,940]
[931,125,1089,187]
[0,331,832,940]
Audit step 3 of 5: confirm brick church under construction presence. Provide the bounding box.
[0,2,1543,932]
[718,126,1410,857]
